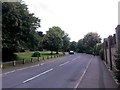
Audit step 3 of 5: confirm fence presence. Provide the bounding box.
[103,25,120,72]
[1,54,65,69]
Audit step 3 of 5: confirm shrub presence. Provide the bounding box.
[2,48,19,62]
[99,48,104,60]
[115,71,120,83]
[32,51,41,57]
[115,46,120,83]
[12,54,19,60]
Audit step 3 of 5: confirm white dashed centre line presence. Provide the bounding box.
[40,63,45,66]
[71,57,81,62]
[59,61,70,67]
[22,68,53,83]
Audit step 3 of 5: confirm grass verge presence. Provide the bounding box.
[2,51,63,69]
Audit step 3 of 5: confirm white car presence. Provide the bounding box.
[69,51,74,54]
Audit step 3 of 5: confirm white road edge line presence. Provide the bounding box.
[59,61,70,67]
[74,56,93,89]
[22,68,53,83]
[3,63,45,75]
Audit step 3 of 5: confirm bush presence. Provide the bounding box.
[2,48,19,62]
[32,51,41,57]
[99,48,104,60]
[115,46,120,83]
[13,54,19,60]
[115,71,120,83]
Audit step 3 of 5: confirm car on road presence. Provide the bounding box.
[69,51,74,54]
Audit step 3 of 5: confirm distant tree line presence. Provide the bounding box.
[68,32,103,58]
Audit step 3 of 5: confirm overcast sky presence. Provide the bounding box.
[23,0,119,42]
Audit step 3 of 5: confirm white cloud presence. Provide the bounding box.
[24,0,119,42]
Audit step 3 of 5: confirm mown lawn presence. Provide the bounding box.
[2,51,63,69]
[15,51,62,59]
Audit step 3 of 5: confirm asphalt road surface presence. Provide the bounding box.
[2,53,117,88]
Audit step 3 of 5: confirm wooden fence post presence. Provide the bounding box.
[13,61,16,66]
[31,58,33,62]
[46,56,48,59]
[23,59,25,64]
[108,35,113,70]
[104,38,108,64]
[38,56,39,61]
[0,63,2,68]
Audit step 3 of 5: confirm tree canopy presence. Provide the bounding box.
[2,2,41,61]
[77,32,101,54]
[43,26,70,54]
[69,41,77,52]
[2,2,40,51]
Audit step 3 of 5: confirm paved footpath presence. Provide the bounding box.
[77,56,118,88]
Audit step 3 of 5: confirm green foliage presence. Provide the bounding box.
[2,2,40,51]
[62,33,70,52]
[77,39,85,53]
[2,2,41,61]
[2,48,19,62]
[115,46,120,83]
[115,71,120,83]
[69,41,77,51]
[13,53,19,60]
[99,48,104,60]
[32,52,41,57]
[77,32,101,54]
[43,26,70,54]
[115,47,120,70]
[83,32,101,53]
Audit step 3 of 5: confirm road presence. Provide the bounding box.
[2,53,117,88]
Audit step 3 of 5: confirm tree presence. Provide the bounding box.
[77,39,85,53]
[43,26,63,54]
[94,43,103,55]
[62,33,70,52]
[69,41,77,51]
[2,2,41,61]
[37,31,44,51]
[83,32,101,54]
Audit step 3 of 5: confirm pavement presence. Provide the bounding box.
[2,53,118,88]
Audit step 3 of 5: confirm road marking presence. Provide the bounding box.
[3,63,45,75]
[59,56,80,67]
[71,56,81,62]
[22,68,53,83]
[74,56,93,89]
[4,70,15,75]
[40,63,45,66]
[4,70,16,74]
[30,64,39,68]
[10,70,15,73]
[59,61,70,66]
[3,56,80,75]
